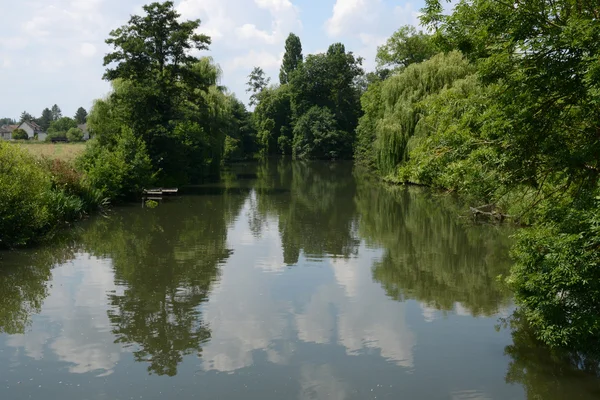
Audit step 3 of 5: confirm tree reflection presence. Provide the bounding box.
[0,235,78,334]
[82,192,246,376]
[502,312,600,399]
[354,171,513,316]
[249,159,360,264]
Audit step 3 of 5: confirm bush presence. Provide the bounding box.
[508,195,600,354]
[45,131,67,142]
[12,128,28,140]
[78,127,154,200]
[66,128,84,142]
[0,142,54,247]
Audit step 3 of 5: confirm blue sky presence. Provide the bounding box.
[0,0,427,120]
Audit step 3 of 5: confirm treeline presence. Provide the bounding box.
[354,0,600,356]
[11,105,89,141]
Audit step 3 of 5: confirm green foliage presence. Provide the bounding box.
[390,0,600,353]
[78,128,154,200]
[358,51,474,174]
[37,108,53,131]
[0,142,54,247]
[12,128,28,140]
[280,33,303,84]
[290,43,364,137]
[292,106,350,160]
[74,107,88,124]
[104,1,210,84]
[19,111,33,123]
[48,117,77,135]
[253,84,293,155]
[0,117,16,125]
[66,127,84,142]
[376,25,437,73]
[508,194,600,354]
[99,1,229,185]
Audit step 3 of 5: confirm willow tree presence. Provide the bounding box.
[357,51,474,175]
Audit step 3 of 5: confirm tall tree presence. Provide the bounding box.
[19,111,34,123]
[50,104,62,121]
[290,43,364,137]
[74,107,88,124]
[246,66,270,106]
[37,108,53,131]
[279,33,303,84]
[376,25,437,72]
[104,1,210,87]
[100,1,221,183]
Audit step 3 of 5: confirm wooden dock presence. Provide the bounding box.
[143,188,179,196]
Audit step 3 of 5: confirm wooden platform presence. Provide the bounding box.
[143,188,179,196]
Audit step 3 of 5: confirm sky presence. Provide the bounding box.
[0,0,428,120]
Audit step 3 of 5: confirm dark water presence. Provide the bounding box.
[1,160,599,400]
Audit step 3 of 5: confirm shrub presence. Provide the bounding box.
[66,128,84,142]
[0,142,54,247]
[12,128,28,140]
[45,131,67,142]
[78,127,154,200]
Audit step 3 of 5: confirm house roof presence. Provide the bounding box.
[0,125,12,134]
[19,120,45,133]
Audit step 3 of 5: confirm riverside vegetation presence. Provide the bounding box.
[1,0,599,364]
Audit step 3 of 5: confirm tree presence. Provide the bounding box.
[290,43,364,140]
[50,104,62,121]
[48,117,77,135]
[37,108,53,131]
[19,111,34,123]
[279,33,303,84]
[74,107,88,124]
[292,106,351,159]
[11,129,28,140]
[253,85,293,154]
[375,25,437,72]
[246,66,270,106]
[103,1,210,86]
[66,127,84,142]
[100,1,231,185]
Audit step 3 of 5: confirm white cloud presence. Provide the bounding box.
[325,0,422,71]
[326,0,382,37]
[80,43,97,57]
[227,50,283,72]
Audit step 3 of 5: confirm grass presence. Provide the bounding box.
[12,142,87,163]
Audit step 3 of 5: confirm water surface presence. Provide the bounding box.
[1,160,599,399]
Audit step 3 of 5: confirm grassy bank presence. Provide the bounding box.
[12,142,87,162]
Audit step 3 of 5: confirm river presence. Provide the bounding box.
[0,160,598,399]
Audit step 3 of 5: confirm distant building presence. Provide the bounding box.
[17,121,47,141]
[0,124,18,140]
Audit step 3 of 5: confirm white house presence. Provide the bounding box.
[17,121,47,141]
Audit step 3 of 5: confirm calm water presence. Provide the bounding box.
[1,160,599,400]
